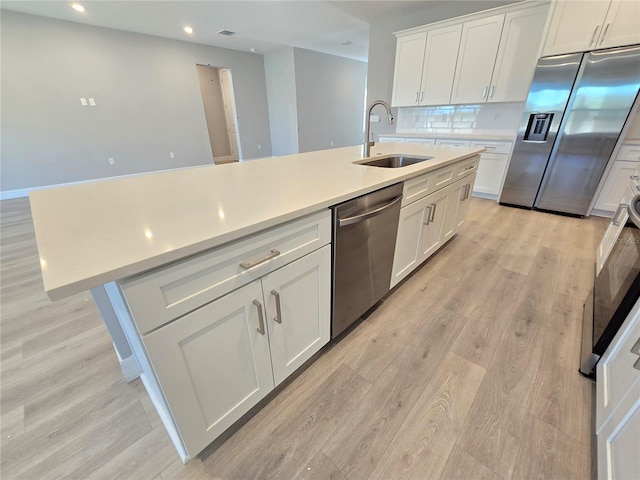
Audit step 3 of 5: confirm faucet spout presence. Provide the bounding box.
[364,100,394,158]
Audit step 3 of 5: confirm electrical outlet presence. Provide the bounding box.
[80,98,88,106]
[330,141,334,147]
[88,98,96,106]
[370,114,380,123]
[108,157,115,165]
[258,144,262,150]
[169,152,175,159]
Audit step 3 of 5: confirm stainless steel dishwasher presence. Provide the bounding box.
[331,183,403,338]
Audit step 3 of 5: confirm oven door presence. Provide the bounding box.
[581,195,640,378]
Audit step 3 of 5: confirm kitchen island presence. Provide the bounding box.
[29,142,483,461]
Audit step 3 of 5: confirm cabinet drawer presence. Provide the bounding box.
[471,140,513,155]
[402,165,455,207]
[379,136,404,143]
[617,144,640,161]
[436,139,471,148]
[120,210,331,334]
[405,138,436,146]
[454,155,480,179]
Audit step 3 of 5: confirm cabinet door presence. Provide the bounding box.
[596,297,640,479]
[420,186,450,259]
[419,24,462,106]
[489,5,548,103]
[391,195,431,288]
[454,173,477,232]
[542,0,611,56]
[392,33,427,107]
[262,245,331,385]
[474,153,509,196]
[450,15,505,105]
[594,161,638,213]
[598,0,640,49]
[143,280,274,457]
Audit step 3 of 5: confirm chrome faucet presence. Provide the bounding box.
[364,100,394,157]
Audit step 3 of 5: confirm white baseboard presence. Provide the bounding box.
[0,164,212,200]
[214,155,238,165]
[471,191,498,200]
[590,208,614,218]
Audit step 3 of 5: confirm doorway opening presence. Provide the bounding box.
[196,65,242,164]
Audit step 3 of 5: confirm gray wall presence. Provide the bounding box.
[366,1,517,139]
[264,48,299,156]
[1,11,272,192]
[293,48,367,153]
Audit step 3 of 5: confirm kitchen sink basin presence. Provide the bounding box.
[356,155,433,168]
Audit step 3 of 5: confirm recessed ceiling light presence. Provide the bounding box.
[183,26,193,34]
[340,40,353,46]
[217,29,236,36]
[71,3,85,12]
[250,48,256,53]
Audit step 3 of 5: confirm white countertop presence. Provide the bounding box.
[30,143,483,300]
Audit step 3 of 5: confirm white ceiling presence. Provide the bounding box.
[0,1,445,62]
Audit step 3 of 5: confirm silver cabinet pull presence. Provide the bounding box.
[489,85,495,98]
[600,23,610,45]
[253,300,266,335]
[464,184,471,201]
[423,205,433,225]
[271,290,283,324]
[419,91,424,102]
[459,185,467,201]
[430,203,437,222]
[482,86,488,98]
[465,164,475,171]
[240,249,280,270]
[590,25,600,46]
[631,174,640,180]
[612,203,628,226]
[415,91,419,103]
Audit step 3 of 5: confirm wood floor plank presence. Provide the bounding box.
[322,307,466,480]
[439,445,502,480]
[368,352,486,480]
[294,451,348,480]
[452,267,527,369]
[196,364,371,480]
[1,379,146,478]
[15,400,152,480]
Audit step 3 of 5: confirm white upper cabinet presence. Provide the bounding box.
[490,5,549,103]
[393,3,551,107]
[598,0,640,49]
[450,15,505,105]
[542,0,640,56]
[392,32,427,107]
[419,24,463,106]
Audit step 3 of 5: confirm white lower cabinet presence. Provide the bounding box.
[594,160,639,213]
[143,280,275,457]
[391,171,477,288]
[135,242,331,458]
[261,245,331,385]
[596,297,640,480]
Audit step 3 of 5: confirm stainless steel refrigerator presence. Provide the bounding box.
[500,45,640,216]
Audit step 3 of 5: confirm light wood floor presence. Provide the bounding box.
[1,196,609,479]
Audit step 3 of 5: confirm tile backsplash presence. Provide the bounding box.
[396,102,525,137]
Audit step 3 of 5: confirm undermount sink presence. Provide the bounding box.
[356,155,433,168]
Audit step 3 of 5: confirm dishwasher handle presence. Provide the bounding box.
[338,194,403,227]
